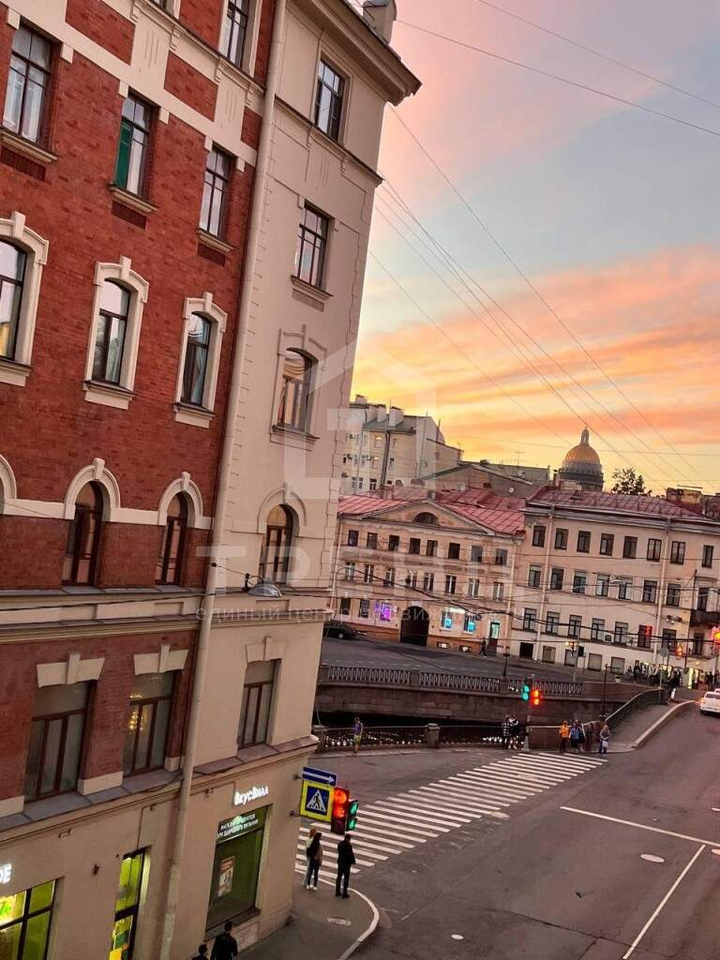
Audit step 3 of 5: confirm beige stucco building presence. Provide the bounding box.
[510,487,720,681]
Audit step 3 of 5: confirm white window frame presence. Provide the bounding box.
[219,0,262,75]
[83,258,148,409]
[174,292,227,428]
[0,212,49,387]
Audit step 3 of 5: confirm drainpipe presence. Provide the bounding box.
[158,4,287,957]
[534,507,554,661]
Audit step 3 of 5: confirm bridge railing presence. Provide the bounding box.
[605,686,667,730]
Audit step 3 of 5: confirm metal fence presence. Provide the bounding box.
[605,686,667,731]
[321,725,428,751]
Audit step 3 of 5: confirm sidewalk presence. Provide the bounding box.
[611,700,695,753]
[241,872,378,960]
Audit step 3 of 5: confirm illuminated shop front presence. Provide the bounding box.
[207,807,268,933]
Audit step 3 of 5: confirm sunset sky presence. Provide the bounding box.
[352,0,720,492]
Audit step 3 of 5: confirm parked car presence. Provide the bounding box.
[323,620,365,641]
[699,691,720,715]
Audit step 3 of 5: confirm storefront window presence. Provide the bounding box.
[207,807,267,932]
[123,673,174,776]
[109,850,146,960]
[0,880,55,959]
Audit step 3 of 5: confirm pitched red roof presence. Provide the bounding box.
[336,495,393,516]
[438,488,528,512]
[528,486,710,520]
[337,494,525,534]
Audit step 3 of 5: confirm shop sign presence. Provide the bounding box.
[217,807,266,843]
[233,784,269,808]
[216,857,235,898]
[0,865,10,885]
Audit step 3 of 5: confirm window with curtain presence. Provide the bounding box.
[238,661,276,747]
[0,240,26,360]
[221,0,250,67]
[3,25,52,144]
[156,495,188,584]
[181,313,211,406]
[24,683,88,800]
[276,350,312,431]
[92,281,130,384]
[62,481,104,585]
[115,94,152,196]
[123,673,174,776]
[259,505,293,584]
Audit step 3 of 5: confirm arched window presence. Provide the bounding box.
[92,281,130,384]
[156,494,188,585]
[276,350,313,431]
[63,482,104,585]
[181,313,211,406]
[0,240,26,361]
[413,512,439,525]
[259,505,294,584]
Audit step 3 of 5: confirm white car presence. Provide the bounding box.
[699,691,720,715]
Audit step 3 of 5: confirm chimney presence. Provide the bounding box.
[373,404,387,423]
[362,0,397,42]
[388,405,403,427]
[354,394,368,405]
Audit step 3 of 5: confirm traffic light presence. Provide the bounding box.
[347,799,359,832]
[521,680,530,702]
[331,786,349,835]
[531,687,542,708]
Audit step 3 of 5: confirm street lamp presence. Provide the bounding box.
[242,573,283,598]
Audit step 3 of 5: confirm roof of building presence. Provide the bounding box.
[337,493,525,534]
[419,462,536,485]
[438,488,529,512]
[527,486,713,521]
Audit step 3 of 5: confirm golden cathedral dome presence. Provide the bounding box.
[557,427,604,490]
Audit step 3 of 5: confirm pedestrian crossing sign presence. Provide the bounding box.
[300,780,333,822]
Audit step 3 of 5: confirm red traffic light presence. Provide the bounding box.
[713,628,720,644]
[530,688,542,707]
[331,787,350,834]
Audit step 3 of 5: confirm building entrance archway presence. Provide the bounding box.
[400,606,429,647]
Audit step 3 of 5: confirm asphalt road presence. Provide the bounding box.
[309,708,720,959]
[322,635,582,682]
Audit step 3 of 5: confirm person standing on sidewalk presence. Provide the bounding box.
[569,720,582,754]
[304,829,323,890]
[598,723,611,755]
[211,921,238,960]
[352,717,364,755]
[335,834,356,898]
[501,714,513,750]
[559,721,570,753]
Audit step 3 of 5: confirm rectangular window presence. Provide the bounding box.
[590,618,604,641]
[568,615,582,639]
[363,564,374,584]
[661,628,677,650]
[406,571,418,589]
[3,25,52,145]
[577,530,591,553]
[0,880,56,960]
[467,578,480,598]
[614,622,628,643]
[221,0,250,67]
[358,598,370,618]
[495,549,508,566]
[697,587,709,611]
[554,528,568,550]
[295,206,329,288]
[441,610,454,630]
[596,573,609,598]
[564,648,575,666]
[587,653,602,671]
[666,582,681,607]
[493,581,504,601]
[549,567,564,591]
[542,645,556,663]
[546,611,559,635]
[599,533,614,556]
[238,661,275,748]
[314,60,345,140]
[426,540,438,557]
[200,147,232,237]
[384,567,395,587]
[610,656,625,675]
[532,525,546,547]
[409,537,420,555]
[422,572,434,592]
[702,545,714,568]
[471,545,484,563]
[181,313,211,406]
[523,608,537,631]
[572,573,587,595]
[115,94,152,197]
[448,542,460,560]
[444,574,456,595]
[347,529,358,546]
[388,535,400,552]
[623,536,637,559]
[647,538,662,562]
[339,597,351,616]
[123,673,174,777]
[642,579,658,603]
[366,533,377,550]
[369,478,377,491]
[637,625,652,649]
[344,562,356,582]
[374,435,382,448]
[528,565,541,588]
[463,613,476,633]
[25,682,88,800]
[111,850,146,960]
[670,540,686,564]
[616,578,632,600]
[92,282,130,385]
[693,632,704,656]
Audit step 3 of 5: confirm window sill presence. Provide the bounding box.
[196,228,233,254]
[270,423,318,450]
[108,184,156,215]
[174,401,214,428]
[83,379,134,410]
[0,355,31,387]
[291,275,333,304]
[0,129,58,166]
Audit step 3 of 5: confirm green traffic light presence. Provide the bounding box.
[348,799,359,831]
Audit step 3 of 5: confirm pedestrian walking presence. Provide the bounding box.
[303,828,323,890]
[211,921,238,960]
[598,723,610,755]
[569,720,582,753]
[352,717,364,755]
[559,721,570,753]
[501,714,513,750]
[479,640,487,656]
[192,947,208,960]
[335,834,356,898]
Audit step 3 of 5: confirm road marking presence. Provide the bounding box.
[366,804,452,833]
[640,854,664,863]
[411,787,500,814]
[390,794,475,823]
[501,760,577,781]
[360,808,442,836]
[436,780,513,806]
[561,807,720,847]
[622,845,705,959]
[470,770,544,792]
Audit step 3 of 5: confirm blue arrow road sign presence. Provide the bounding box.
[302,766,337,786]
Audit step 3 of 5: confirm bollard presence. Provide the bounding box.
[311,724,327,752]
[425,723,440,749]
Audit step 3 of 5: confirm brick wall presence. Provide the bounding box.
[164,52,218,120]
[65,0,135,63]
[241,107,261,150]
[254,0,276,84]
[178,0,223,50]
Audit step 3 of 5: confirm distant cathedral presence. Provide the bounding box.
[556,427,604,491]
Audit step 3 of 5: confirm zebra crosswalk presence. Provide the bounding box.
[295,752,604,881]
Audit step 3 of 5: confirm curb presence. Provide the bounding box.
[632,700,695,749]
[337,887,380,960]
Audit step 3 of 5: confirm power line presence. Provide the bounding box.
[471,0,720,113]
[396,19,720,140]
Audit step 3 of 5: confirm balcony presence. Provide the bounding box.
[690,608,719,627]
